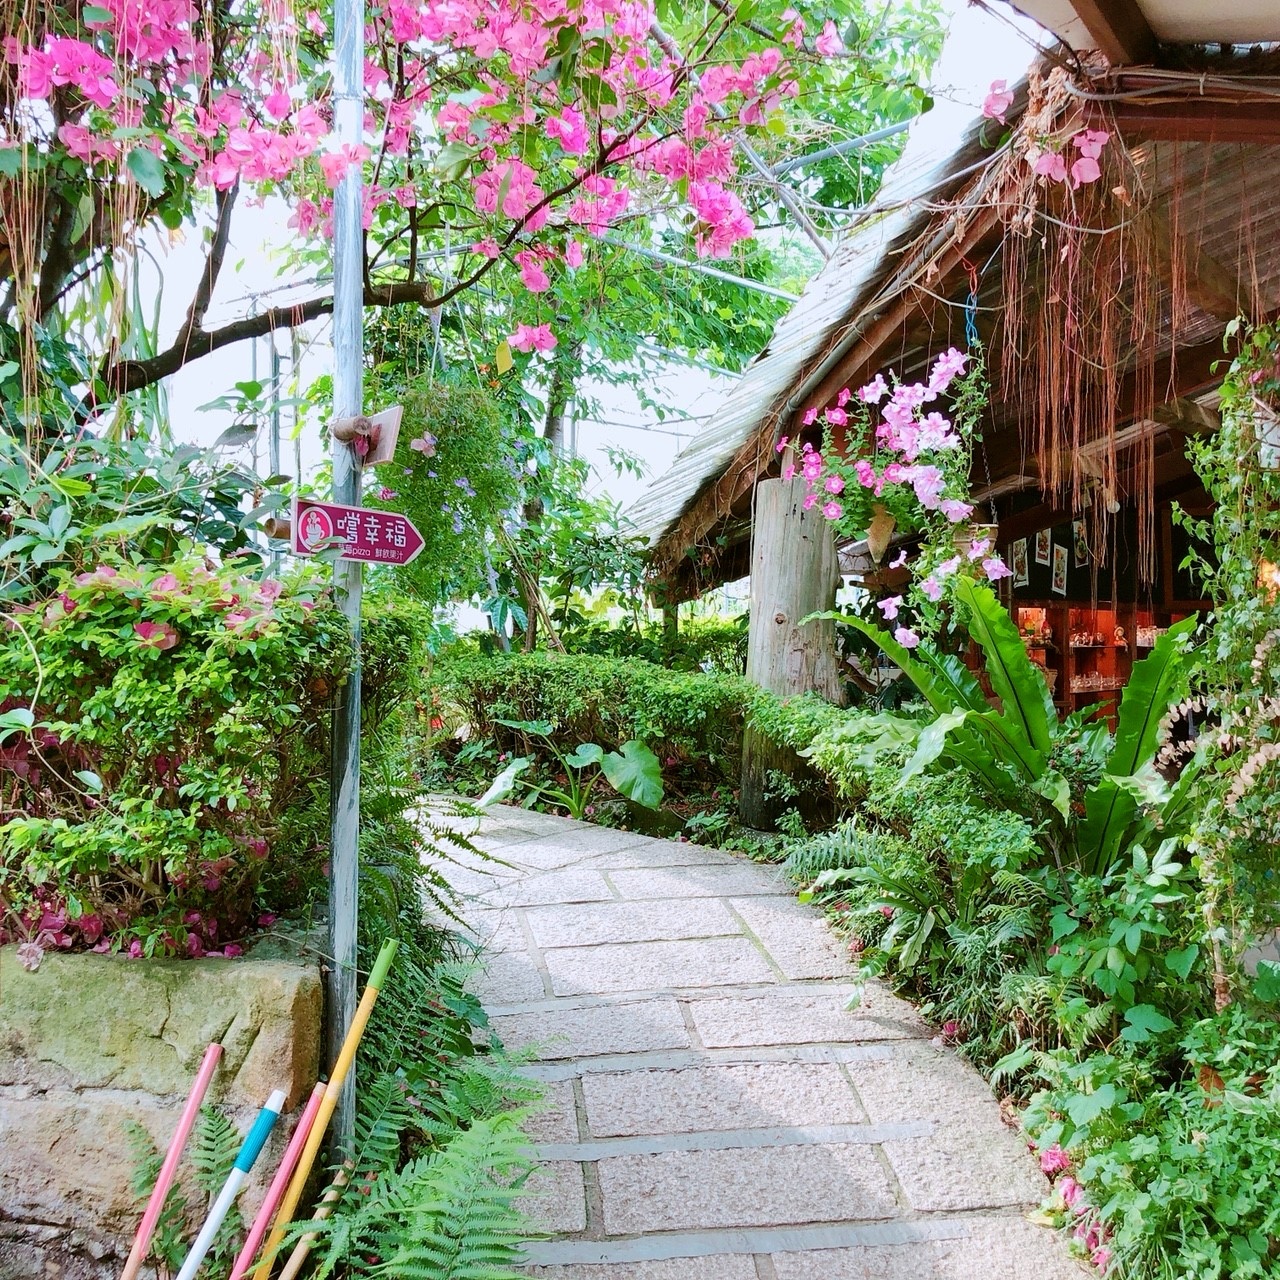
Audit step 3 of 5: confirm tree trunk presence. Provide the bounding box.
[739,477,846,830]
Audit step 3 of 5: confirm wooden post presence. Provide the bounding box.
[739,476,845,829]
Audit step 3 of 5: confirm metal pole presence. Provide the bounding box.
[269,343,282,574]
[327,0,364,1158]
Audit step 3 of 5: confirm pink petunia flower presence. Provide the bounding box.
[894,625,920,649]
[776,436,790,454]
[983,555,1013,581]
[821,500,842,520]
[878,595,902,620]
[824,474,845,494]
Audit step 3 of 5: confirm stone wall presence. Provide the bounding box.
[0,944,322,1279]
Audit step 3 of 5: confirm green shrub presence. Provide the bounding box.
[434,650,756,788]
[562,616,748,674]
[0,554,348,955]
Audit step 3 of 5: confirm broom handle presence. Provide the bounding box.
[120,1042,223,1280]
[250,939,398,1280]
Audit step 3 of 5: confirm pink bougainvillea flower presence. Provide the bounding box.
[1040,1144,1071,1174]
[1074,129,1110,159]
[263,84,292,120]
[821,499,842,520]
[941,1019,960,1042]
[473,237,501,259]
[509,322,557,353]
[318,143,370,188]
[1071,155,1102,187]
[1091,1246,1112,1273]
[879,904,895,918]
[514,249,550,292]
[128,939,143,958]
[1033,150,1068,183]
[258,912,278,927]
[982,79,1014,123]
[223,943,244,958]
[565,240,585,269]
[824,473,845,495]
[1059,1176,1084,1207]
[815,19,844,55]
[877,595,902,620]
[983,555,1012,581]
[133,620,179,651]
[894,625,920,649]
[775,436,790,454]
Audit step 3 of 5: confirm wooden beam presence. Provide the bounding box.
[1148,209,1248,322]
[1069,0,1156,66]
[1112,99,1280,144]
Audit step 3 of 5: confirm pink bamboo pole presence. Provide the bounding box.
[119,1042,223,1280]
[227,1082,326,1280]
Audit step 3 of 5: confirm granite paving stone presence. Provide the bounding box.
[543,938,776,996]
[524,899,740,949]
[608,864,789,899]
[491,998,691,1060]
[454,809,1078,1279]
[469,949,548,1004]
[520,1160,588,1235]
[689,986,929,1048]
[597,1144,899,1234]
[582,1062,865,1136]
[770,1216,1089,1279]
[484,868,617,909]
[729,895,855,979]
[525,1260,759,1280]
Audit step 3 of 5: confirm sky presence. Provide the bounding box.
[152,0,1049,517]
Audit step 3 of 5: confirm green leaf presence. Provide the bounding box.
[1120,1003,1177,1043]
[74,770,104,794]
[476,756,531,808]
[901,709,968,780]
[0,707,35,744]
[601,739,663,809]
[1065,1082,1119,1126]
[82,4,114,22]
[1165,944,1199,980]
[564,742,604,769]
[494,717,555,737]
[1253,959,1280,1003]
[126,147,167,197]
[953,577,1054,755]
[1080,616,1196,875]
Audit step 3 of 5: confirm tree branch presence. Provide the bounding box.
[184,181,239,336]
[92,278,439,405]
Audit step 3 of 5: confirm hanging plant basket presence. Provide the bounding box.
[1251,395,1280,470]
[954,522,1000,556]
[865,503,896,563]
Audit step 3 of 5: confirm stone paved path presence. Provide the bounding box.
[445,806,1087,1280]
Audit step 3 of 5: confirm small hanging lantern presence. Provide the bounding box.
[866,503,896,563]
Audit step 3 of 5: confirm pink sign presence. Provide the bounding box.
[291,498,425,566]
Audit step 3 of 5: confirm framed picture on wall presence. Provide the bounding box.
[1052,543,1068,596]
[1034,529,1051,566]
[1011,537,1029,587]
[1072,518,1089,567]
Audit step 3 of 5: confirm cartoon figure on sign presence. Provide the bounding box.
[299,506,334,550]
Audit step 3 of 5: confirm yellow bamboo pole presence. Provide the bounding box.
[250,938,397,1280]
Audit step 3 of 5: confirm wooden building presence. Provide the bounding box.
[628,1,1280,736]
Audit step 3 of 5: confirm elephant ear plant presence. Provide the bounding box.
[478,718,664,818]
[833,578,1198,877]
